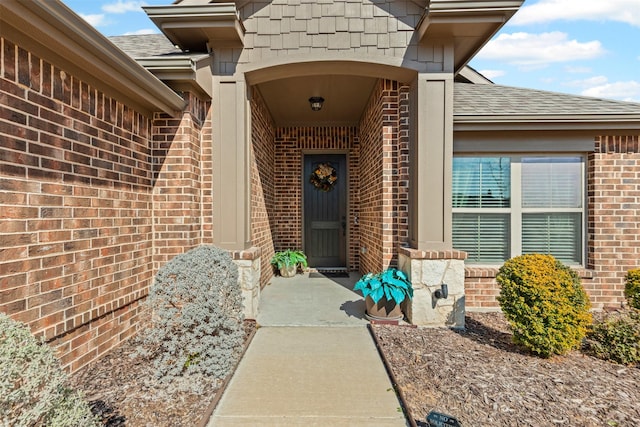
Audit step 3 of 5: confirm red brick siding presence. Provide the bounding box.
[464,135,640,310]
[587,135,640,307]
[273,126,360,270]
[358,79,410,274]
[151,93,209,269]
[250,90,276,287]
[358,81,385,274]
[0,38,153,372]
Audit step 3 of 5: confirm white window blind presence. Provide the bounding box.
[522,213,582,263]
[453,155,584,265]
[453,157,510,208]
[453,213,510,263]
[522,157,582,208]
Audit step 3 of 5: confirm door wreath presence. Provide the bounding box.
[310,162,337,192]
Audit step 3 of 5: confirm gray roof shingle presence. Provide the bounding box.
[454,83,640,117]
[109,34,182,58]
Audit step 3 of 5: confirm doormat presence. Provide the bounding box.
[309,271,350,278]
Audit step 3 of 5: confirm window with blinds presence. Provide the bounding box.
[453,155,584,265]
[453,157,511,262]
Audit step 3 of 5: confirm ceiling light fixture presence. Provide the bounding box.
[309,96,324,111]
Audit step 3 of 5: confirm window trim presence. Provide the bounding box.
[453,154,586,266]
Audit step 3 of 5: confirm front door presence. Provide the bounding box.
[303,154,347,268]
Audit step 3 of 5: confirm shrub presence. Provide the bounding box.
[584,310,640,366]
[0,312,98,427]
[137,245,245,391]
[624,268,640,309]
[496,254,592,358]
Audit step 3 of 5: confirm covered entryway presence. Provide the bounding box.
[246,62,422,284]
[303,154,347,269]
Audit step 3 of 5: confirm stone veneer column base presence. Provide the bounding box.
[398,247,467,328]
[229,247,261,320]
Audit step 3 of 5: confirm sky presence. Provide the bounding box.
[62,0,640,103]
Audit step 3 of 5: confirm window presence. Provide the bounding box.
[453,156,584,264]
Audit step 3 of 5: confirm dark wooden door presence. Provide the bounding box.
[304,154,347,268]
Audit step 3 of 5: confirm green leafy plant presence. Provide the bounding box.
[354,268,413,305]
[624,268,640,309]
[496,254,592,358]
[0,312,99,427]
[270,249,308,270]
[584,310,640,366]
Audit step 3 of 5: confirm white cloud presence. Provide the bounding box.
[475,32,605,67]
[123,29,160,35]
[564,65,592,74]
[102,1,146,14]
[478,69,506,80]
[564,75,609,88]
[79,13,106,27]
[580,79,640,102]
[511,0,640,27]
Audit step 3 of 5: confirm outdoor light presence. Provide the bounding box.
[433,283,448,300]
[309,96,324,111]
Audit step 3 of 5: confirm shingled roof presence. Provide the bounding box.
[109,34,182,58]
[107,34,640,129]
[454,83,640,118]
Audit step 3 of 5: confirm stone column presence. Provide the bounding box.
[229,247,261,319]
[211,75,261,317]
[399,247,466,328]
[403,71,465,327]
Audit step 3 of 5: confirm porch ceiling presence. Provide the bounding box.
[256,75,378,127]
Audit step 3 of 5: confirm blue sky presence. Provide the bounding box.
[62,0,640,102]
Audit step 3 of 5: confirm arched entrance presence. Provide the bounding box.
[244,59,415,279]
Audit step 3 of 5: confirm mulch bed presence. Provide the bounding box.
[69,320,257,427]
[70,313,639,426]
[372,312,640,427]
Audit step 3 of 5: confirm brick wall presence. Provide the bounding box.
[151,92,210,269]
[464,134,640,310]
[251,90,276,287]
[358,79,410,274]
[587,135,640,308]
[273,126,360,270]
[0,37,154,371]
[358,81,385,273]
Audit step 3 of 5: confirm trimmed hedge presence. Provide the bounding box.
[497,254,592,358]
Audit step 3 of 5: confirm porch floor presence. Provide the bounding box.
[257,271,368,327]
[207,272,408,426]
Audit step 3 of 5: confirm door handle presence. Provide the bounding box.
[341,216,346,236]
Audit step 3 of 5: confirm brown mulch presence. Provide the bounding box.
[372,312,640,427]
[69,313,639,427]
[69,320,256,427]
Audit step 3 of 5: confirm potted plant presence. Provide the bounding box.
[354,268,413,320]
[270,249,308,278]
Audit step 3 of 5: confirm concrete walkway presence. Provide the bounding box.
[207,273,408,426]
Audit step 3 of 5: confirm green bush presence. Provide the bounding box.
[137,245,245,392]
[496,254,592,358]
[624,268,640,309]
[0,312,98,427]
[585,310,640,366]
